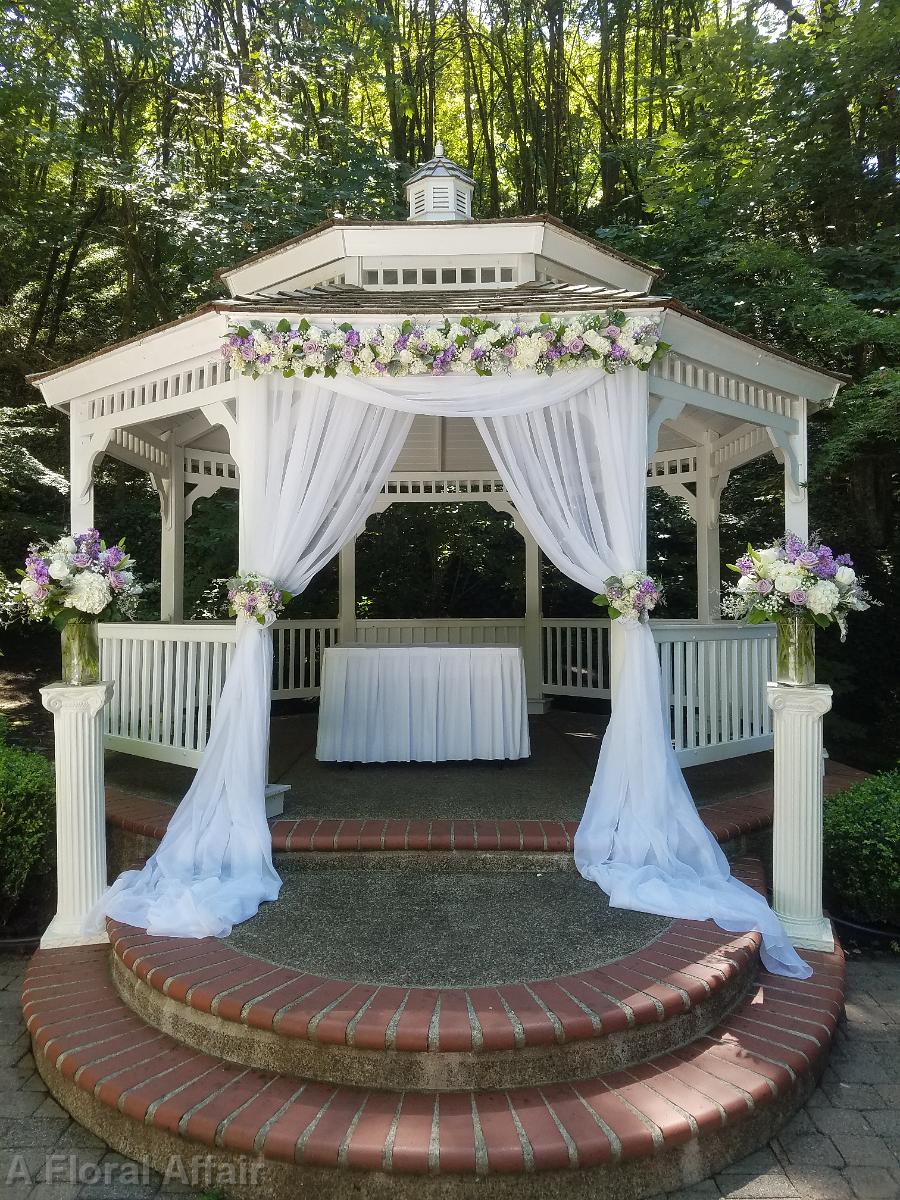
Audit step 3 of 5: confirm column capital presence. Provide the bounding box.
[766,682,832,719]
[40,681,115,718]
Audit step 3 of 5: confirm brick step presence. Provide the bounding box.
[105,859,769,1091]
[105,786,776,858]
[24,938,844,1200]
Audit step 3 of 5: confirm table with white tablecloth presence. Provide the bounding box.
[315,644,531,762]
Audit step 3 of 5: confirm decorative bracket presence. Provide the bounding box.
[647,397,686,457]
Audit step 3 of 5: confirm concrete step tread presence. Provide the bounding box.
[23,940,844,1178]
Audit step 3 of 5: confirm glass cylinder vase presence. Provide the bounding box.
[775,613,815,687]
[61,619,100,686]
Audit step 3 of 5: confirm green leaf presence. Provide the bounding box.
[276,318,291,333]
[235,326,250,338]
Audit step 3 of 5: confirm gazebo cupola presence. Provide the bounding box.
[404,141,475,222]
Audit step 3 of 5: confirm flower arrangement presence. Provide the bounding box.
[722,533,872,639]
[223,310,667,381]
[9,530,142,629]
[226,572,289,627]
[593,571,663,622]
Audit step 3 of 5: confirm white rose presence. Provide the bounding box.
[20,577,42,599]
[758,547,782,564]
[807,581,840,616]
[48,559,71,580]
[736,574,757,592]
[67,571,111,615]
[621,570,641,588]
[59,536,77,554]
[774,570,803,594]
[834,565,856,586]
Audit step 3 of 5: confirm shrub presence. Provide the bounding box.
[0,722,56,924]
[823,770,900,928]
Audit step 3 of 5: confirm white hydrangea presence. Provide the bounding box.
[583,330,611,354]
[807,581,840,615]
[67,571,112,615]
[380,325,400,347]
[497,320,517,338]
[774,569,804,594]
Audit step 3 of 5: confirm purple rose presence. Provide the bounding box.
[303,340,318,354]
[756,579,774,595]
[108,571,125,591]
[605,324,621,337]
[417,341,430,353]
[789,588,807,605]
[568,337,585,353]
[341,347,355,361]
[240,345,256,360]
[797,551,819,569]
[736,554,754,575]
[72,553,92,568]
[503,344,517,358]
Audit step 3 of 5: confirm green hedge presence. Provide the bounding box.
[823,770,900,929]
[0,718,56,924]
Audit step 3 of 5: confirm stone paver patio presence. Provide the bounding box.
[2,951,897,1199]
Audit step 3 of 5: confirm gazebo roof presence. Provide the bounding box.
[230,281,656,314]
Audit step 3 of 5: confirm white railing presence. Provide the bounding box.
[542,618,612,697]
[354,618,525,646]
[654,621,776,766]
[99,616,775,768]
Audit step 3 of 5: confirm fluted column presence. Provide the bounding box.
[766,682,834,952]
[39,682,115,949]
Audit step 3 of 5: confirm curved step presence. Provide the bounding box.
[104,786,776,857]
[24,939,844,1200]
[106,859,768,1091]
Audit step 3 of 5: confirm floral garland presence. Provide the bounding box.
[223,310,667,380]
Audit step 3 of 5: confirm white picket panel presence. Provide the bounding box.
[99,616,775,768]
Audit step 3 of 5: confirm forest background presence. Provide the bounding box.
[0,0,897,767]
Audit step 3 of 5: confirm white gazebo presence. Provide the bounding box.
[30,147,840,776]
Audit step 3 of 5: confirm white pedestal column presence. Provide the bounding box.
[39,682,115,949]
[766,682,834,952]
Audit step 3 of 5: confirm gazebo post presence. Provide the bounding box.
[695,433,724,623]
[160,443,185,622]
[69,418,95,534]
[784,398,809,539]
[338,539,357,643]
[522,527,548,712]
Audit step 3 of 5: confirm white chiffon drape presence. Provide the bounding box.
[93,364,808,978]
[95,378,412,936]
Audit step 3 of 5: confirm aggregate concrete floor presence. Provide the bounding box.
[225,861,670,986]
[105,705,775,823]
